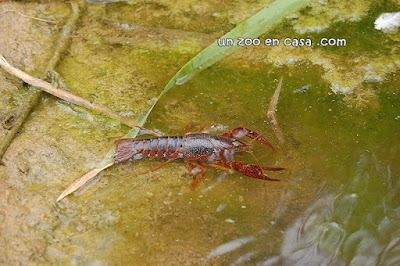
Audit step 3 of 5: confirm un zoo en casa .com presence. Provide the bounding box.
[217,37,347,47]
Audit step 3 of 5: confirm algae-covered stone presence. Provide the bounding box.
[292,0,370,33]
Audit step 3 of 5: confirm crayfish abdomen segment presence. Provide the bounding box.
[114,136,184,163]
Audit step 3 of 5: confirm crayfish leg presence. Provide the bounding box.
[197,124,205,132]
[132,125,161,137]
[133,158,175,176]
[186,124,205,134]
[204,163,231,172]
[186,124,192,134]
[184,160,207,189]
[222,127,276,151]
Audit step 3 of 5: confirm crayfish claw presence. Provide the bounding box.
[214,161,284,181]
[223,127,276,151]
[262,166,287,171]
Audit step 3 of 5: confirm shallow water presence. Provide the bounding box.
[0,0,399,264]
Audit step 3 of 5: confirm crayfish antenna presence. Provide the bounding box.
[131,125,161,137]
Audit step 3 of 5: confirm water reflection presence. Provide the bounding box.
[207,236,257,259]
[277,153,400,265]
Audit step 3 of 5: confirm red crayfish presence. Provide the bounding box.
[114,125,285,188]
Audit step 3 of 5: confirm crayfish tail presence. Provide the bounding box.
[114,139,136,163]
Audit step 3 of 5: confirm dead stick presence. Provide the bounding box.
[1,9,57,24]
[0,1,84,160]
[267,77,284,143]
[0,54,138,128]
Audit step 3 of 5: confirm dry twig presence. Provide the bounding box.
[0,1,84,159]
[0,54,138,128]
[267,77,285,143]
[1,9,57,24]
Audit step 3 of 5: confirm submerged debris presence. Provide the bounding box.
[293,84,311,93]
[206,236,256,259]
[374,12,400,31]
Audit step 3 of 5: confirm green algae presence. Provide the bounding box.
[105,0,275,35]
[292,0,371,34]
